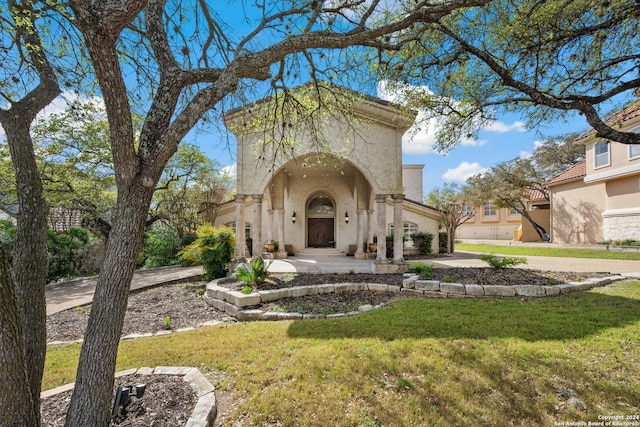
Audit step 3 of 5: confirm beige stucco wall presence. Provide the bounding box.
[226,96,414,198]
[520,209,551,242]
[456,207,521,240]
[550,179,605,244]
[573,113,640,242]
[402,165,424,202]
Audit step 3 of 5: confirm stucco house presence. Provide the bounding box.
[455,204,522,241]
[212,86,441,273]
[455,191,550,242]
[547,101,640,244]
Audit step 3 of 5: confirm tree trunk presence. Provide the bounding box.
[0,247,40,426]
[447,224,456,254]
[2,118,50,424]
[65,182,154,427]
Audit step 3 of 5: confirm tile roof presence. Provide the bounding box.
[573,100,640,143]
[526,188,547,201]
[544,160,586,186]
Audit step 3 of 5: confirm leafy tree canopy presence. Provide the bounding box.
[378,0,640,150]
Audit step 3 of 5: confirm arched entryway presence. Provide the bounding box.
[307,195,335,248]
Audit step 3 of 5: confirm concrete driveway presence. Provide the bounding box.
[432,250,640,275]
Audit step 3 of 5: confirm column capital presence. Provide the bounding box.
[235,194,246,202]
[252,194,263,202]
[375,194,388,203]
[392,194,404,202]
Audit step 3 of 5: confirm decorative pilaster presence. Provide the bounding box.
[252,195,263,257]
[367,209,374,251]
[393,194,404,261]
[235,195,246,260]
[355,209,365,259]
[375,194,387,261]
[267,209,275,243]
[276,209,287,257]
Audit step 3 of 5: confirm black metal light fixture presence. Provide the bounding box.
[291,211,296,224]
[112,383,146,417]
[345,211,349,224]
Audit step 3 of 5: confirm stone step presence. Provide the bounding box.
[295,248,346,257]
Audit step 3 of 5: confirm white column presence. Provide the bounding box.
[355,209,365,258]
[367,209,374,252]
[276,209,286,257]
[252,195,263,257]
[393,194,404,261]
[375,194,387,261]
[267,209,275,243]
[235,195,246,260]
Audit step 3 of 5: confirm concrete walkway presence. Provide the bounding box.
[46,252,640,316]
[46,266,203,315]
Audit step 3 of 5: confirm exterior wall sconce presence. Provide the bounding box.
[291,211,296,224]
[345,211,349,224]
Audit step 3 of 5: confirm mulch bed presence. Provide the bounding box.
[41,374,197,426]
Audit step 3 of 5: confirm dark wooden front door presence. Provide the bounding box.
[307,218,334,247]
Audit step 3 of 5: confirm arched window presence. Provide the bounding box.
[307,196,335,215]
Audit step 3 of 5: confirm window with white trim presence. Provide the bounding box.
[388,222,418,248]
[483,203,496,216]
[630,126,640,160]
[509,208,519,215]
[226,222,251,241]
[461,205,474,217]
[594,141,610,168]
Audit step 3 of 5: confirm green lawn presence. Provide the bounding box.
[45,280,640,426]
[456,242,640,260]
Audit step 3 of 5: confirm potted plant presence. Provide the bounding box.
[368,236,377,252]
[264,240,276,252]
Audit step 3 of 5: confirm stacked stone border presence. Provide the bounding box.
[206,274,627,322]
[41,366,217,427]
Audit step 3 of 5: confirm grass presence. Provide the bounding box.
[456,242,640,260]
[45,280,640,426]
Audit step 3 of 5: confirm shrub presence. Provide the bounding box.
[47,226,92,282]
[0,220,16,262]
[413,261,434,280]
[1,221,95,282]
[412,232,434,255]
[179,225,235,280]
[141,226,183,268]
[438,232,448,254]
[479,254,527,269]
[234,256,271,287]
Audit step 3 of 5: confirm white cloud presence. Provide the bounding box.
[483,120,526,133]
[222,163,237,179]
[461,137,487,147]
[442,161,487,182]
[377,80,488,155]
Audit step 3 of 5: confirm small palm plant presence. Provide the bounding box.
[234,256,272,291]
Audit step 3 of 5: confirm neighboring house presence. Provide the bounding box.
[213,86,441,273]
[455,203,522,241]
[547,100,640,244]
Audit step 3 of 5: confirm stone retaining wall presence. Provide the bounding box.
[205,274,625,322]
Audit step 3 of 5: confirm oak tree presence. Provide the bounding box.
[379,0,640,150]
[59,1,491,425]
